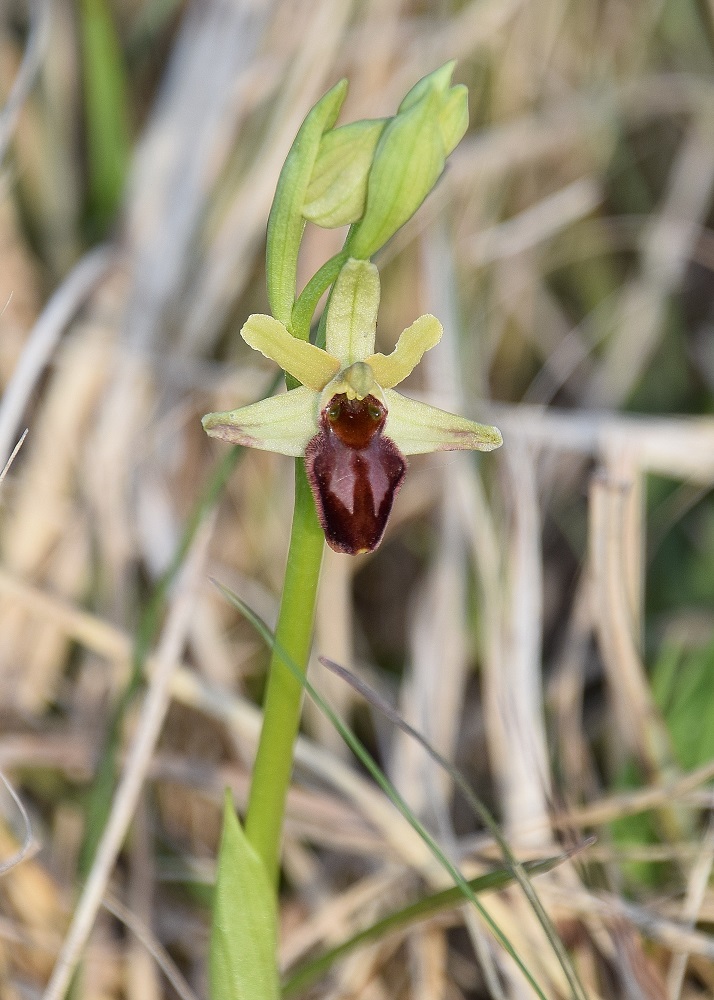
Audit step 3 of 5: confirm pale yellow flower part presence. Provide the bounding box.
[366,313,443,388]
[382,390,502,456]
[202,258,502,458]
[241,314,339,390]
[202,386,318,457]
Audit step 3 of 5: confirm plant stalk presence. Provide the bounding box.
[244,460,324,885]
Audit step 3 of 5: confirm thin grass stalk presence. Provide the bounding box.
[318,656,590,1000]
[216,585,550,1000]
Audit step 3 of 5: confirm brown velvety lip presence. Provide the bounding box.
[306,395,406,554]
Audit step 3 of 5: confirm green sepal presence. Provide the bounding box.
[209,790,280,1000]
[303,119,386,228]
[325,258,380,366]
[383,389,503,456]
[266,80,348,332]
[346,62,467,260]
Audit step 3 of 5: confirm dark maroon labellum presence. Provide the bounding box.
[305,393,406,555]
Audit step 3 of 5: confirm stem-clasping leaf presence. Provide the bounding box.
[210,791,280,1000]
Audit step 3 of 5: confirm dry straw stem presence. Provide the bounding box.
[589,473,673,773]
[41,516,213,1000]
[101,893,197,1000]
[0,319,115,714]
[545,885,714,965]
[0,246,112,467]
[666,816,714,1000]
[0,567,437,874]
[125,798,161,1000]
[392,231,471,822]
[0,0,50,163]
[495,403,714,789]
[0,427,27,489]
[491,406,714,482]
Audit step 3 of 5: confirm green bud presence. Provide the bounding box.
[303,119,386,228]
[347,62,468,261]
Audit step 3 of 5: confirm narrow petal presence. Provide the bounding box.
[325,259,380,365]
[242,314,339,389]
[366,314,443,388]
[383,389,502,456]
[202,386,318,457]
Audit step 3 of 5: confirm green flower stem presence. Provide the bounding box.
[291,248,349,341]
[244,459,324,885]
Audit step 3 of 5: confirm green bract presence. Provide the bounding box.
[263,62,469,351]
[266,79,347,330]
[303,119,386,228]
[203,259,501,460]
[347,61,468,259]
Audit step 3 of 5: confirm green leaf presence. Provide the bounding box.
[653,640,714,771]
[303,119,386,228]
[209,791,279,1000]
[266,80,348,332]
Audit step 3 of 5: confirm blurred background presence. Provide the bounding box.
[2,0,714,997]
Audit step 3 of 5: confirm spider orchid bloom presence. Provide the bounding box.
[203,259,502,554]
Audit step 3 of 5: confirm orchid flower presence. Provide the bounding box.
[203,259,502,555]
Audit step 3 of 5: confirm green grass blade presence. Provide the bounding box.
[319,657,590,1000]
[79,0,131,230]
[282,855,565,996]
[79,439,248,875]
[212,583,550,1000]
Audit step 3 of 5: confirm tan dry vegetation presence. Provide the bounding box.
[1,0,714,997]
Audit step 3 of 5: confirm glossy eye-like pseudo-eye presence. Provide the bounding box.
[305,394,406,554]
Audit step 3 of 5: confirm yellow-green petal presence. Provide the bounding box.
[241,314,339,390]
[383,389,502,456]
[202,386,318,457]
[325,259,380,366]
[366,314,443,388]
